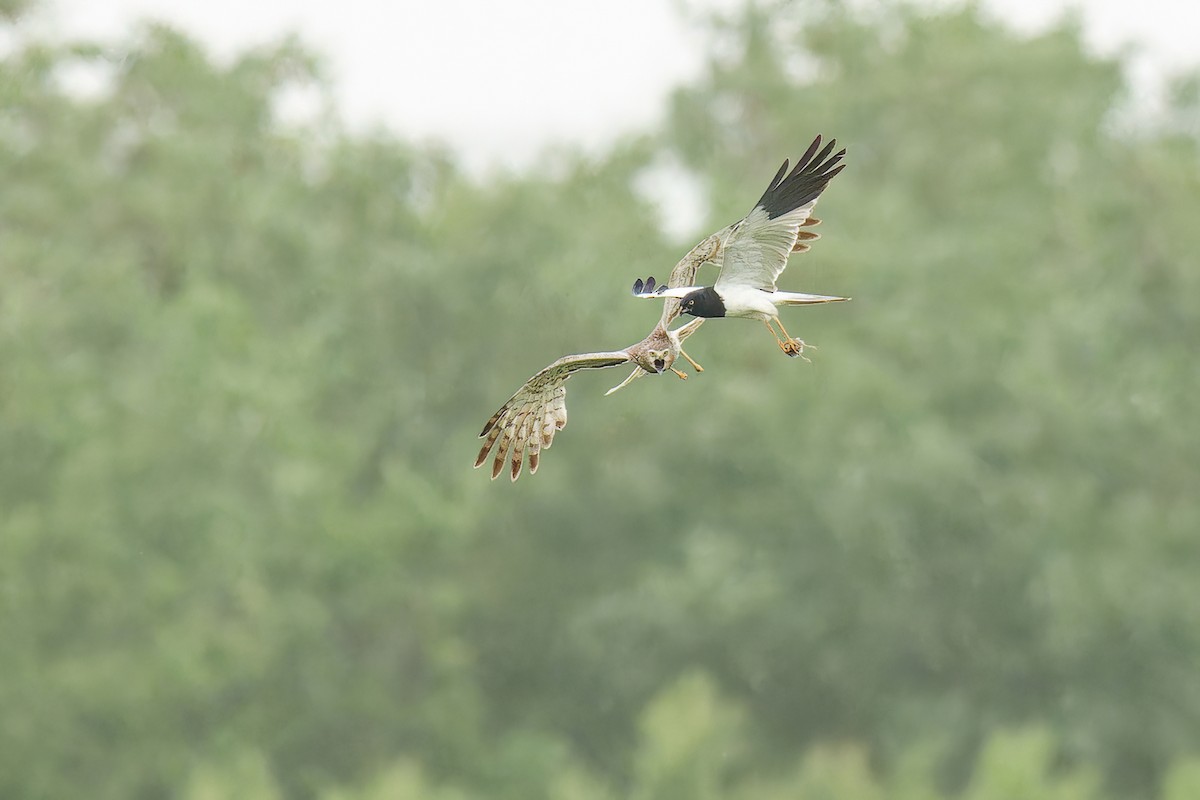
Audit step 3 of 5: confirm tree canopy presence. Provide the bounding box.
[2,2,1198,798]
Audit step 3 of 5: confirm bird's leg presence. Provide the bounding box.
[679,348,704,373]
[671,368,689,381]
[765,320,806,359]
[763,320,790,352]
[772,318,813,361]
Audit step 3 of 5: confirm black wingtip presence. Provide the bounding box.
[794,135,823,171]
[755,135,847,219]
[633,277,660,295]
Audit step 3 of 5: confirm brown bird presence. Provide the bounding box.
[474,235,717,481]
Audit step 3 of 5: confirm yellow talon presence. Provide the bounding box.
[771,318,813,361]
[679,348,704,373]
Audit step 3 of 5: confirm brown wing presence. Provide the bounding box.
[475,350,631,481]
[658,233,722,328]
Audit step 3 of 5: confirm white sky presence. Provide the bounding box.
[27,0,1200,173]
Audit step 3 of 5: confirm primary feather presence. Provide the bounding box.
[630,135,845,302]
[476,351,631,481]
[716,136,845,294]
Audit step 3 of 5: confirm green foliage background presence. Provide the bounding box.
[2,1,1198,798]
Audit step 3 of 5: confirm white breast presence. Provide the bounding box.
[720,286,779,320]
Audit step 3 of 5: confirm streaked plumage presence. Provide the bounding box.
[633,135,849,357]
[474,236,716,482]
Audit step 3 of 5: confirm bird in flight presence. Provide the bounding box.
[632,135,848,358]
[474,235,719,482]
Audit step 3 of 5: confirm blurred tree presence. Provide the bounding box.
[0,21,483,799]
[1,1,1199,799]
[0,0,31,21]
[561,3,1200,795]
[318,675,1112,800]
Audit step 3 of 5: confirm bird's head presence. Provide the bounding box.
[652,347,672,376]
[633,347,672,376]
[677,286,725,318]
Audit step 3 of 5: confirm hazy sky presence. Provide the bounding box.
[32,0,1200,171]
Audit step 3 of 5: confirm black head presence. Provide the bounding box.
[677,286,725,318]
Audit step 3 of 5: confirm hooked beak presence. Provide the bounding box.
[652,358,666,373]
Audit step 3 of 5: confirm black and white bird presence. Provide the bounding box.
[474,234,719,481]
[632,135,848,358]
[476,135,850,481]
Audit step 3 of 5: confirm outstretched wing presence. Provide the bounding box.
[715,136,846,294]
[476,350,631,481]
[628,230,723,315]
[658,233,721,327]
[628,234,723,319]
